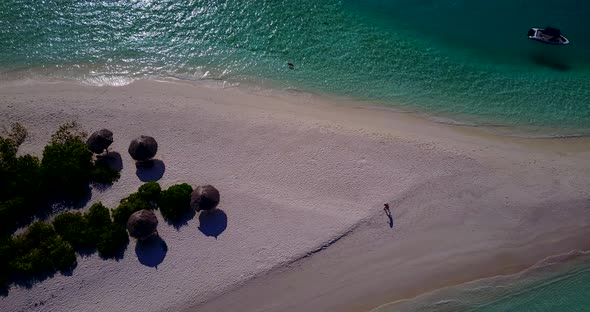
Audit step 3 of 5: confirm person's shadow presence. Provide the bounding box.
[384,207,393,229]
[135,236,168,268]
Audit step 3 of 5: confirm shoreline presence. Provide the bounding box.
[198,228,590,312]
[371,249,590,311]
[1,79,589,312]
[2,73,590,140]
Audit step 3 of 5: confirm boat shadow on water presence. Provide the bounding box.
[529,53,571,72]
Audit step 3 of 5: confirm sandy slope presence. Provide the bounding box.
[0,80,589,312]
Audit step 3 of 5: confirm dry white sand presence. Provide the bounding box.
[0,80,589,312]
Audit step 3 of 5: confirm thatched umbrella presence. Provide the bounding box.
[87,129,113,154]
[128,135,158,162]
[191,185,220,212]
[127,209,159,240]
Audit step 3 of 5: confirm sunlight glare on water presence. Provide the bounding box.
[0,0,589,134]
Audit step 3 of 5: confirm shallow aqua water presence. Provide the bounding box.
[1,0,589,133]
[374,257,590,312]
[475,267,590,312]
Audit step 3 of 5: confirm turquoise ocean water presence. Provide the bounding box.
[372,252,590,312]
[1,1,589,310]
[0,0,589,135]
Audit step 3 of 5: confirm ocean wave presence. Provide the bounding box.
[370,250,590,312]
[81,75,135,87]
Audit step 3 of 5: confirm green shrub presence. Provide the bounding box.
[49,122,87,145]
[5,122,27,147]
[97,223,128,258]
[53,212,93,249]
[0,135,17,159]
[11,246,45,274]
[138,182,161,202]
[40,137,93,198]
[40,122,119,197]
[49,241,76,271]
[0,123,123,235]
[89,164,120,185]
[111,203,133,226]
[112,193,149,225]
[86,203,112,230]
[9,222,76,275]
[6,155,41,196]
[158,183,193,221]
[0,136,40,232]
[23,222,56,247]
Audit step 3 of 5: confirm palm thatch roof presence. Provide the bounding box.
[86,129,113,154]
[128,135,158,161]
[191,185,220,212]
[127,209,159,240]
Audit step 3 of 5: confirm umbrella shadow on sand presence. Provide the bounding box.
[135,236,168,268]
[96,151,124,171]
[135,159,165,182]
[166,208,196,231]
[93,152,124,192]
[198,209,228,239]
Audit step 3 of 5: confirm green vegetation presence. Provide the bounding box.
[0,122,200,293]
[159,183,193,222]
[110,182,191,226]
[113,193,150,225]
[53,203,128,258]
[138,182,161,201]
[89,164,121,185]
[112,182,161,225]
[40,123,94,197]
[0,122,126,291]
[1,202,130,290]
[97,223,128,258]
[8,222,76,277]
[53,212,94,249]
[40,122,119,198]
[86,203,112,231]
[0,136,41,232]
[0,122,120,234]
[5,122,27,147]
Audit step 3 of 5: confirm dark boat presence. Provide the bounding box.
[527,27,570,45]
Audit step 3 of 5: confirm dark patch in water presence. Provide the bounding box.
[530,54,571,72]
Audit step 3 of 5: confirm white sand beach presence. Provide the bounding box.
[1,80,589,312]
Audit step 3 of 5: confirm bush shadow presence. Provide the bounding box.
[34,186,92,220]
[136,159,165,182]
[92,152,123,192]
[11,271,57,290]
[135,236,168,268]
[165,208,196,230]
[98,239,129,262]
[10,259,77,291]
[76,246,98,258]
[99,249,127,261]
[198,209,227,239]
